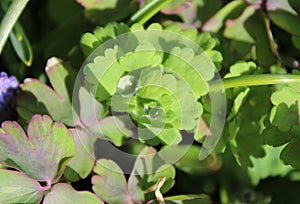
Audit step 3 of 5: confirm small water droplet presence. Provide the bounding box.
[117,75,137,96]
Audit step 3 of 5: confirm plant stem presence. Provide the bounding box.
[129,0,171,25]
[209,74,300,91]
[0,0,30,55]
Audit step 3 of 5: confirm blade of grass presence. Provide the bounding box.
[209,74,300,91]
[0,0,30,55]
[129,0,171,25]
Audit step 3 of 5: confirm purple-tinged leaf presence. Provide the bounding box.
[224,6,255,43]
[18,57,79,126]
[79,87,106,127]
[0,114,74,183]
[43,183,103,204]
[266,0,300,36]
[202,0,247,32]
[92,159,130,204]
[0,169,46,204]
[160,0,192,15]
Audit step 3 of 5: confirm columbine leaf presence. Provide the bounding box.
[0,114,74,183]
[95,116,133,146]
[64,129,95,181]
[202,0,247,32]
[266,0,300,36]
[128,147,176,202]
[43,183,103,204]
[92,159,129,204]
[18,57,78,126]
[0,169,45,204]
[224,6,255,43]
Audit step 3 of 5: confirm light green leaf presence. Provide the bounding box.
[248,145,293,185]
[224,6,255,43]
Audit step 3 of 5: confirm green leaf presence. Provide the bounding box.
[244,10,277,67]
[0,114,74,183]
[247,145,293,185]
[164,194,212,204]
[271,86,300,107]
[267,0,300,36]
[64,129,95,181]
[270,103,299,131]
[9,21,33,66]
[202,0,247,32]
[84,47,124,96]
[43,183,103,204]
[95,116,133,146]
[280,138,300,169]
[161,145,222,174]
[224,6,255,43]
[18,57,78,126]
[92,159,129,204]
[262,126,291,147]
[78,0,138,25]
[0,169,45,204]
[128,146,176,201]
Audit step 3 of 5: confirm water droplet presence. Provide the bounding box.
[117,75,137,96]
[149,106,165,121]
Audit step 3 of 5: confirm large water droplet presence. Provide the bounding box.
[149,106,166,121]
[117,75,137,96]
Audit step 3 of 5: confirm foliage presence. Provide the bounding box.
[0,0,300,203]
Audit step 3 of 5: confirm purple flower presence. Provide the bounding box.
[0,72,19,109]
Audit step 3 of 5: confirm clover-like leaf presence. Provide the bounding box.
[17,57,78,126]
[44,183,103,204]
[0,114,74,183]
[0,169,45,204]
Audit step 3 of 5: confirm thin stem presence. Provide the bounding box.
[129,0,171,25]
[209,74,300,91]
[0,0,30,55]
